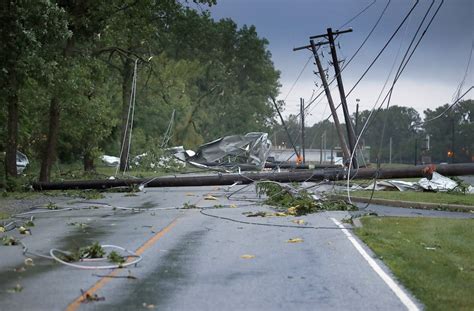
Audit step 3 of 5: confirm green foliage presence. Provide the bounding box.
[2,236,19,246]
[107,250,125,264]
[256,182,318,215]
[79,242,105,259]
[256,182,357,215]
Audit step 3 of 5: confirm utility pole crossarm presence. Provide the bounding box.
[309,28,353,39]
[293,40,327,52]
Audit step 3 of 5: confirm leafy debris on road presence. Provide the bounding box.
[2,236,19,246]
[18,226,31,235]
[80,289,105,303]
[291,219,306,225]
[240,254,256,259]
[287,238,304,243]
[24,258,34,266]
[256,181,357,215]
[46,202,58,210]
[7,283,23,293]
[107,251,125,265]
[182,202,197,209]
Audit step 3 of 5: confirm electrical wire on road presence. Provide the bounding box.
[199,209,348,230]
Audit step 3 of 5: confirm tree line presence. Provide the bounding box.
[273,101,473,164]
[0,0,280,182]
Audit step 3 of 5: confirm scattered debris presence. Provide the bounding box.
[182,203,197,209]
[0,226,5,233]
[7,283,23,293]
[24,258,34,266]
[68,222,89,230]
[24,220,35,227]
[287,238,304,243]
[291,219,306,225]
[107,251,126,265]
[80,289,105,303]
[204,195,218,201]
[189,132,272,170]
[2,236,19,246]
[142,302,156,309]
[14,266,26,273]
[18,226,31,235]
[100,155,120,166]
[359,172,472,194]
[46,202,58,210]
[240,254,256,259]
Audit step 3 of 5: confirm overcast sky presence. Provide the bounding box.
[207,0,473,124]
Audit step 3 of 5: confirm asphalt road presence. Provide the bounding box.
[0,184,442,310]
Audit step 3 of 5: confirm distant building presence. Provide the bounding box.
[269,147,370,166]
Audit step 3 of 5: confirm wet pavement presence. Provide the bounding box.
[1,183,470,310]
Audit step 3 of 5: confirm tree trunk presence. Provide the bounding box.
[119,58,133,172]
[39,97,60,182]
[5,71,19,178]
[83,151,95,171]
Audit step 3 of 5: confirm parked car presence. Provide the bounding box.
[16,151,29,173]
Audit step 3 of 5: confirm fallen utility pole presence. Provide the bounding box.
[32,163,474,191]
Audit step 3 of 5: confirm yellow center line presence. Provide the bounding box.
[65,216,180,311]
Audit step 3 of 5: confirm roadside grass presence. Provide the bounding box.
[355,217,474,311]
[0,212,9,219]
[349,190,474,206]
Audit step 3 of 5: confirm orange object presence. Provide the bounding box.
[296,155,303,165]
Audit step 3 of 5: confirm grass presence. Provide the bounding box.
[355,217,474,311]
[349,190,474,206]
[0,212,9,219]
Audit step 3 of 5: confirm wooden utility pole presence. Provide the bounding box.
[323,28,358,168]
[293,40,350,163]
[271,97,300,161]
[32,163,474,191]
[307,28,357,167]
[300,98,306,164]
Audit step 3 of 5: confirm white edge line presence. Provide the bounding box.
[330,217,420,311]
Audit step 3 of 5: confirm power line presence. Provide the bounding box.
[345,0,420,98]
[283,55,312,102]
[418,86,473,125]
[299,0,392,119]
[338,0,377,29]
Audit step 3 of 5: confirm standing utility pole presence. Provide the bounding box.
[389,137,392,164]
[300,98,306,164]
[323,28,358,168]
[271,97,301,162]
[293,39,350,163]
[355,99,360,137]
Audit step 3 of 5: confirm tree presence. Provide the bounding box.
[356,106,420,163]
[0,1,69,178]
[423,100,473,163]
